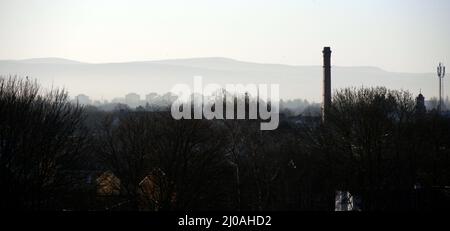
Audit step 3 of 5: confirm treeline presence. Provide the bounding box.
[0,76,449,210]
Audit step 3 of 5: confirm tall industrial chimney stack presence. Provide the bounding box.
[322,47,332,122]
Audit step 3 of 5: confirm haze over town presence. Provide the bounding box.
[0,57,444,104]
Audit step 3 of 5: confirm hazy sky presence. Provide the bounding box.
[0,0,449,73]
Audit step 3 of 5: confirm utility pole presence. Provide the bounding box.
[437,63,446,113]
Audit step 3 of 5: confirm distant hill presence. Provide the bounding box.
[0,57,437,101]
[5,58,84,65]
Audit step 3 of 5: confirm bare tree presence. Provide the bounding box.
[95,111,231,210]
[0,76,87,210]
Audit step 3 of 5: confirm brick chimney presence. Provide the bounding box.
[322,47,332,122]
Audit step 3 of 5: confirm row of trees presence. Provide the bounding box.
[1,76,449,210]
[321,88,450,210]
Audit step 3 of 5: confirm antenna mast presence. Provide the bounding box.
[437,63,446,113]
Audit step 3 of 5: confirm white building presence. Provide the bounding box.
[112,97,125,104]
[125,93,141,108]
[145,92,158,103]
[74,94,92,105]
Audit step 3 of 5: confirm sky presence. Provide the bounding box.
[0,0,449,73]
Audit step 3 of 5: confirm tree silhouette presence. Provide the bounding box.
[0,76,87,210]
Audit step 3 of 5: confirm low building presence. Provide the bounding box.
[74,94,92,105]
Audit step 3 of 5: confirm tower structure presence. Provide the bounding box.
[415,92,426,114]
[322,47,332,122]
[437,63,446,113]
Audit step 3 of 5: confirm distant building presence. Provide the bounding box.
[112,97,125,104]
[415,93,426,114]
[159,92,177,106]
[136,105,145,112]
[125,93,141,108]
[145,93,159,103]
[74,94,92,105]
[92,100,103,107]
